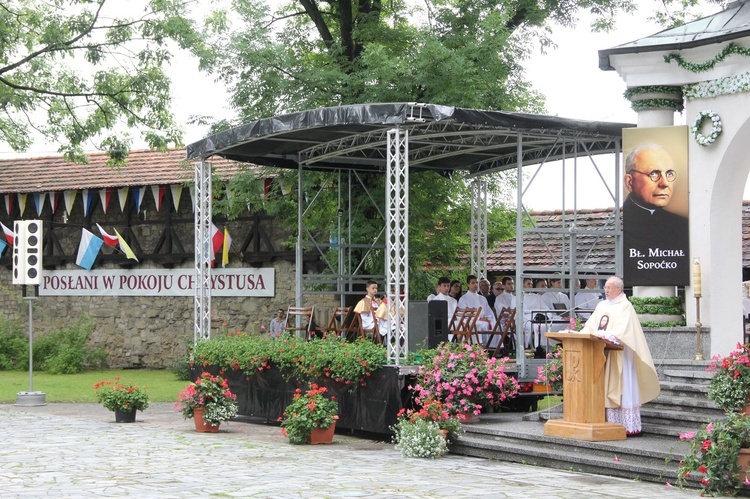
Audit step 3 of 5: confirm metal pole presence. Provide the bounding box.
[27,294,33,392]
[693,258,704,361]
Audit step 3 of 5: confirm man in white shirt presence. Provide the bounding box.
[426,282,440,302]
[458,275,496,344]
[494,276,516,314]
[432,277,457,337]
[354,280,379,333]
[542,278,572,333]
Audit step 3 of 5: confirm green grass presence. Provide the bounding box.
[0,370,188,404]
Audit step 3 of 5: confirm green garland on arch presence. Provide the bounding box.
[630,98,684,112]
[623,85,682,100]
[664,42,750,73]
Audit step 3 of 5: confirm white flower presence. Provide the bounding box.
[691,110,722,147]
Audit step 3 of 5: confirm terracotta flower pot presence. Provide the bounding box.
[308,416,338,444]
[193,407,220,433]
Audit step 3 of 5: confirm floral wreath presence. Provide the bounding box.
[690,110,722,147]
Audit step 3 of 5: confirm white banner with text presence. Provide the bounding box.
[39,268,275,297]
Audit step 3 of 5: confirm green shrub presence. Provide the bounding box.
[630,296,683,316]
[34,316,107,374]
[192,333,387,386]
[0,316,28,370]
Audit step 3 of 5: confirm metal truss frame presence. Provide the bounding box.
[470,178,488,280]
[512,136,623,378]
[386,128,409,364]
[192,105,626,376]
[294,169,387,302]
[194,161,212,344]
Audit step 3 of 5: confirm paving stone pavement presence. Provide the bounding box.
[0,403,698,498]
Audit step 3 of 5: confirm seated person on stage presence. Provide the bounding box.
[522,278,547,349]
[494,276,516,314]
[579,276,659,436]
[449,279,462,301]
[426,282,440,302]
[458,275,496,343]
[374,293,390,337]
[479,278,494,308]
[574,277,602,320]
[543,278,572,332]
[354,280,379,334]
[432,276,457,338]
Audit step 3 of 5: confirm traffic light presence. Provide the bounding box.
[13,220,43,285]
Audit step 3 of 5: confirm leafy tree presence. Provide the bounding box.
[0,0,210,164]
[203,0,724,296]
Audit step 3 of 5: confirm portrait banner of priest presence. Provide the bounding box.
[622,126,689,286]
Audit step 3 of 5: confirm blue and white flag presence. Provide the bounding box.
[75,229,103,270]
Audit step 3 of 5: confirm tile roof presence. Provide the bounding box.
[489,204,750,273]
[0,148,243,194]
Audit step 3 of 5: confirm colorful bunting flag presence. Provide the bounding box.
[4,194,13,216]
[170,185,182,212]
[75,229,103,270]
[96,223,119,247]
[99,188,112,214]
[50,191,61,214]
[114,228,138,262]
[151,185,167,211]
[1,221,15,245]
[0,239,6,256]
[17,193,27,216]
[133,186,146,213]
[118,187,129,212]
[33,192,47,216]
[222,227,232,267]
[82,189,96,217]
[64,190,77,215]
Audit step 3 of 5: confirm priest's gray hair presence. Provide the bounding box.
[606,276,624,290]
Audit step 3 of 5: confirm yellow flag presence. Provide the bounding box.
[113,229,139,262]
[222,227,232,267]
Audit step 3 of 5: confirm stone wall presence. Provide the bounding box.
[0,186,337,368]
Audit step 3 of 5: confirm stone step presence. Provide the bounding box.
[452,432,687,485]
[640,406,720,427]
[647,395,723,417]
[662,368,713,383]
[659,380,710,397]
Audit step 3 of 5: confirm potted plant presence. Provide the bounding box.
[707,343,750,412]
[413,342,519,422]
[93,376,149,423]
[280,383,339,444]
[175,371,238,432]
[396,397,463,442]
[534,344,563,393]
[677,412,750,496]
[392,417,448,458]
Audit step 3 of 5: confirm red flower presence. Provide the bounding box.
[701,440,712,452]
[699,465,707,473]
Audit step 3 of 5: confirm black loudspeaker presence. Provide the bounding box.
[408,301,428,352]
[13,220,43,285]
[427,299,448,348]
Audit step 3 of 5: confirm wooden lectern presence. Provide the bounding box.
[543,331,626,441]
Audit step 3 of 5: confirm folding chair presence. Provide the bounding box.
[324,306,357,339]
[284,306,316,340]
[449,306,482,345]
[356,313,382,344]
[485,307,516,357]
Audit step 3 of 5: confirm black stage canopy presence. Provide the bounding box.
[186,103,633,175]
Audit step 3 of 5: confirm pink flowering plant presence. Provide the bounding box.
[175,371,238,426]
[535,344,563,393]
[707,343,750,412]
[413,343,519,420]
[677,413,750,496]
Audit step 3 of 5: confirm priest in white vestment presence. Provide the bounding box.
[458,276,496,344]
[579,276,660,436]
